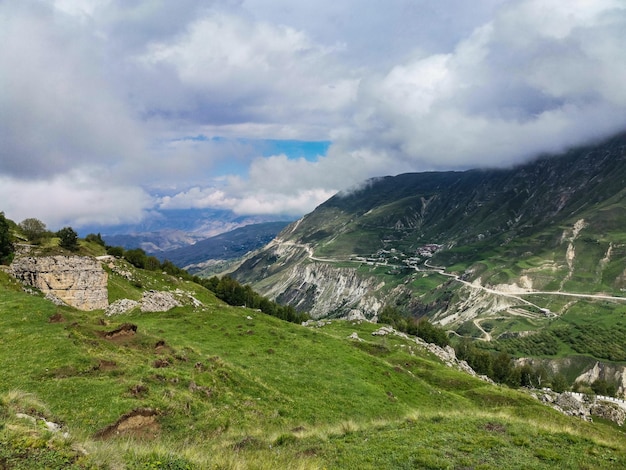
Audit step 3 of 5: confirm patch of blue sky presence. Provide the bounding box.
[258,139,330,161]
[174,135,330,161]
[172,135,330,177]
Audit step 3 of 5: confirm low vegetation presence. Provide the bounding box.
[0,257,625,468]
[1,213,626,467]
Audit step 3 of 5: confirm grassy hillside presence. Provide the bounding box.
[1,263,625,468]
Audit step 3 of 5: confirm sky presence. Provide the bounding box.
[2,0,626,230]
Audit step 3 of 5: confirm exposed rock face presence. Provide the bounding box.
[106,289,200,316]
[576,362,626,398]
[10,256,108,310]
[271,261,383,319]
[140,290,181,312]
[106,299,140,316]
[537,390,626,425]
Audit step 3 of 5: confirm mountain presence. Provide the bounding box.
[157,221,290,270]
[1,245,625,468]
[231,131,626,366]
[96,208,293,252]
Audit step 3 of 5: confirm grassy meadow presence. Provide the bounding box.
[1,264,626,469]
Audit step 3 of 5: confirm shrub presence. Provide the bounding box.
[57,227,79,251]
[0,212,14,264]
[18,218,49,244]
[124,248,147,269]
[85,233,105,246]
[107,246,125,257]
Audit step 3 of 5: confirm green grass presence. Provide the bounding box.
[1,266,625,468]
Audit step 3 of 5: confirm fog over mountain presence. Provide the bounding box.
[1,1,625,230]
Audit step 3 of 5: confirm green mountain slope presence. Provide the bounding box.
[233,131,626,305]
[1,261,625,468]
[230,132,626,380]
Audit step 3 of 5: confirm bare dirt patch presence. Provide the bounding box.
[152,358,170,368]
[101,323,138,342]
[154,339,174,354]
[484,422,506,433]
[94,408,160,440]
[94,359,117,371]
[48,312,66,323]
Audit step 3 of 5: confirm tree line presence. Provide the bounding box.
[0,214,80,262]
[378,305,450,348]
[104,244,309,325]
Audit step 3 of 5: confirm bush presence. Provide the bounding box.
[0,212,14,264]
[57,227,79,251]
[18,218,49,244]
[124,248,147,269]
[107,246,125,257]
[85,233,105,246]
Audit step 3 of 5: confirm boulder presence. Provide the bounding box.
[10,256,108,310]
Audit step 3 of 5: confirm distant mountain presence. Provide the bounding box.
[97,208,293,252]
[232,131,626,324]
[157,221,290,269]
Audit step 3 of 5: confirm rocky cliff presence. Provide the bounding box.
[273,262,383,319]
[10,256,108,310]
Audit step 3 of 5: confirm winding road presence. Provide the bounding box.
[272,238,626,340]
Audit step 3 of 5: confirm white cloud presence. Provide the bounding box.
[138,11,358,131]
[1,0,626,227]
[336,0,626,171]
[0,172,153,230]
[159,183,333,216]
[0,2,145,179]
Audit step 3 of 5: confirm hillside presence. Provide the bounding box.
[232,131,626,312]
[1,247,625,468]
[229,132,626,384]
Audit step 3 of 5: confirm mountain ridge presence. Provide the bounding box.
[231,131,626,373]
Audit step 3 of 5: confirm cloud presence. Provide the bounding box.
[0,2,145,179]
[337,0,626,170]
[1,0,626,229]
[0,172,153,230]
[159,182,334,216]
[137,10,358,133]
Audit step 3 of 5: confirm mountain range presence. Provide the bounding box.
[98,208,293,253]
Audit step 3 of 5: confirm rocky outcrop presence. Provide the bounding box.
[537,391,626,425]
[270,261,383,319]
[368,325,491,381]
[106,290,198,316]
[10,256,108,310]
[140,290,181,312]
[105,299,140,316]
[575,362,626,398]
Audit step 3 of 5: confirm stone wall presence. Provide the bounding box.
[10,256,108,310]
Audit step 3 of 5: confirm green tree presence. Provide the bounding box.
[0,212,14,264]
[107,246,125,257]
[57,226,79,251]
[551,373,568,393]
[492,351,513,383]
[85,233,105,246]
[19,218,48,244]
[416,319,449,347]
[124,248,147,269]
[145,255,161,271]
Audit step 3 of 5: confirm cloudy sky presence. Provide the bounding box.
[2,0,626,230]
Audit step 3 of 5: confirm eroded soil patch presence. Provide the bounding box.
[101,323,138,342]
[48,313,65,323]
[94,408,160,440]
